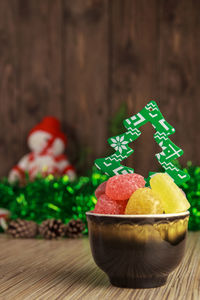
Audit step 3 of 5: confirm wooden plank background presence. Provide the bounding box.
[0,0,199,177]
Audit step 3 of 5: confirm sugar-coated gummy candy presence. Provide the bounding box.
[106,173,145,201]
[95,181,107,199]
[93,193,128,215]
[125,188,164,215]
[150,173,190,213]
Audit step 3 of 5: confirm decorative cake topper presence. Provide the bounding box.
[95,101,190,185]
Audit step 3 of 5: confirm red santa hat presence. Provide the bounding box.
[28,117,67,145]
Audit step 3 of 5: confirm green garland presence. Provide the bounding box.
[0,168,107,233]
[179,162,200,230]
[0,163,199,231]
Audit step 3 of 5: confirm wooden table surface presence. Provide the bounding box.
[0,232,199,300]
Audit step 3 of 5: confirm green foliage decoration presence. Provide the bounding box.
[0,168,108,233]
[179,162,200,231]
[0,162,200,231]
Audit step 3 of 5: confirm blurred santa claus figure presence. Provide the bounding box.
[8,116,76,183]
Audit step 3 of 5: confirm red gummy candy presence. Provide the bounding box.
[93,194,127,215]
[95,181,107,199]
[106,173,145,200]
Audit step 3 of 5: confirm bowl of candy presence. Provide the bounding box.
[86,173,190,288]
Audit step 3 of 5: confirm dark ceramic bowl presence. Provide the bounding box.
[86,211,189,289]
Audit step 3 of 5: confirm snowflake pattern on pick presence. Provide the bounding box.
[110,136,129,154]
[95,100,190,185]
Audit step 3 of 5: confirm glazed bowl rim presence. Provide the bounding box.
[86,210,190,218]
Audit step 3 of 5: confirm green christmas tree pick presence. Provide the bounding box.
[95,101,190,185]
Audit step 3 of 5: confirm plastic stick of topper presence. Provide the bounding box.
[95,100,190,186]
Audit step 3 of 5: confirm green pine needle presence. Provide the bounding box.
[0,167,108,234]
[0,162,199,231]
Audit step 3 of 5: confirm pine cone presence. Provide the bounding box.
[39,219,65,239]
[7,219,38,238]
[65,219,85,238]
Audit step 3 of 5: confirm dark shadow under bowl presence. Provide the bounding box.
[86,211,189,289]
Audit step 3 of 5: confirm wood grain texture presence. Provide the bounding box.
[0,0,19,176]
[62,0,109,169]
[159,0,200,167]
[0,232,199,300]
[0,0,64,175]
[0,0,199,177]
[17,0,63,153]
[110,0,161,176]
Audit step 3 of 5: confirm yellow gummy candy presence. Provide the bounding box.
[150,173,190,213]
[125,188,164,215]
